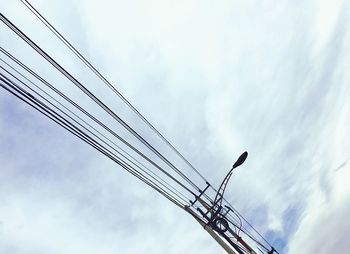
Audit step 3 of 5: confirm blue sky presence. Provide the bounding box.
[1,0,350,253]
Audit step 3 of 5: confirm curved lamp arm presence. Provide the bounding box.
[213,151,248,207]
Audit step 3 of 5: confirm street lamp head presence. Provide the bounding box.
[232,151,248,169]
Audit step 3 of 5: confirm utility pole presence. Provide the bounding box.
[184,152,277,254]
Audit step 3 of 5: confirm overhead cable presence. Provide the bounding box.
[0,62,191,206]
[0,13,201,195]
[0,74,186,208]
[20,0,210,184]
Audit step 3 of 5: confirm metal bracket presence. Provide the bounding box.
[190,181,210,206]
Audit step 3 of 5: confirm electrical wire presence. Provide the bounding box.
[20,0,210,184]
[16,0,229,220]
[0,12,202,195]
[0,62,191,206]
[0,74,187,208]
[0,46,197,198]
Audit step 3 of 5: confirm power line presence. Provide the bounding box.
[0,47,195,202]
[20,0,210,184]
[20,0,218,209]
[0,61,191,206]
[0,13,201,195]
[19,0,229,218]
[0,73,187,208]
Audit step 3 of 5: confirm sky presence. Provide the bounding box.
[0,0,350,253]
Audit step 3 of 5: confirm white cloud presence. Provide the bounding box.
[1,0,349,253]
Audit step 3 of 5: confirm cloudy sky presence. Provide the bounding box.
[1,0,349,253]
